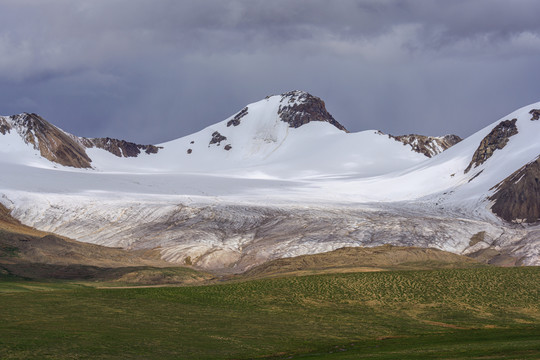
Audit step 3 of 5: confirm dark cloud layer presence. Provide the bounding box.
[1,0,540,143]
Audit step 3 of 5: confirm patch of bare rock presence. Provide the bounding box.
[386,133,462,158]
[465,119,518,173]
[489,155,540,223]
[278,90,348,132]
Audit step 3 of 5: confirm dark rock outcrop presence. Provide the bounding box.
[387,133,462,158]
[227,107,248,127]
[277,91,348,132]
[0,113,161,167]
[224,144,232,151]
[489,156,540,223]
[529,109,540,121]
[464,119,518,173]
[4,113,93,168]
[0,117,10,135]
[81,137,161,158]
[468,170,484,183]
[209,131,227,146]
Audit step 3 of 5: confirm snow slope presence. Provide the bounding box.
[84,93,428,178]
[0,91,435,200]
[1,92,539,269]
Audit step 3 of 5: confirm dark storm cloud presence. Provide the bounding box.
[1,0,540,143]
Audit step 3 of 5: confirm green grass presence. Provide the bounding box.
[0,267,538,359]
[0,244,19,258]
[292,328,540,359]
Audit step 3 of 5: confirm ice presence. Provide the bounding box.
[1,96,539,269]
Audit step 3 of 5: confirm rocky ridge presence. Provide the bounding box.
[79,137,161,158]
[384,133,462,158]
[465,119,518,173]
[0,113,93,168]
[0,113,161,168]
[226,107,248,127]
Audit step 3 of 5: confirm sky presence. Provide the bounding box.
[1,0,540,144]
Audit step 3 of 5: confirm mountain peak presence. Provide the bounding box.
[3,113,49,134]
[0,112,161,168]
[1,112,93,168]
[276,90,348,132]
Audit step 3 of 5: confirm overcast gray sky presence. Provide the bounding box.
[1,0,540,144]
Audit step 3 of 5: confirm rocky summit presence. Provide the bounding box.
[277,90,348,132]
[0,113,160,169]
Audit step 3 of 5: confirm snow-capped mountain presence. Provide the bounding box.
[0,91,538,271]
[0,91,451,177]
[0,112,161,168]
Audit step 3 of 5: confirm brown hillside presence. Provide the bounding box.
[0,203,165,267]
[242,245,485,279]
[0,204,215,284]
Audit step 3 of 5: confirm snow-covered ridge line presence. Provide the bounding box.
[0,112,161,168]
[0,113,93,168]
[1,94,539,270]
[380,132,463,158]
[0,91,460,174]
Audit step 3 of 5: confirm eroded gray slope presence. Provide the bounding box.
[10,199,536,272]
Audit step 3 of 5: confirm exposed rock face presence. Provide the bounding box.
[81,137,161,158]
[227,107,248,127]
[2,113,93,168]
[209,131,227,146]
[224,144,232,151]
[530,109,540,121]
[387,133,462,158]
[0,113,161,167]
[489,156,540,223]
[277,90,348,132]
[0,117,10,135]
[465,119,518,173]
[468,170,484,183]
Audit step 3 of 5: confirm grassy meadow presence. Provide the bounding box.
[0,266,539,359]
